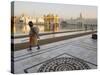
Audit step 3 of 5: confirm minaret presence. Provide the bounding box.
[79,13,84,29]
[80,13,82,20]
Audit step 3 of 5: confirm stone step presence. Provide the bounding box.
[12,31,97,51]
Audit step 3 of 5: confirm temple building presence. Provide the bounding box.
[44,14,59,32]
[60,13,97,30]
[11,14,60,34]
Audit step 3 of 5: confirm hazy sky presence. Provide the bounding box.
[13,1,97,19]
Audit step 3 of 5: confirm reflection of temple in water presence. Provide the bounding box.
[11,14,60,34]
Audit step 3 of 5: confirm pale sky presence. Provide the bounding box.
[13,1,97,19]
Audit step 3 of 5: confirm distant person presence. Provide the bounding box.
[50,21,55,32]
[85,25,87,31]
[91,25,94,31]
[28,21,40,51]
